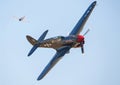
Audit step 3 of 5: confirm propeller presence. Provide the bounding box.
[80,42,84,54]
[80,29,90,54]
[83,29,90,36]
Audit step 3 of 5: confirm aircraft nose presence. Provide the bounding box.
[77,35,84,42]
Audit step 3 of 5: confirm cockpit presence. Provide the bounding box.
[64,35,76,41]
[52,36,65,40]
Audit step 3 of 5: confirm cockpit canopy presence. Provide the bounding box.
[64,35,76,41]
[52,36,65,39]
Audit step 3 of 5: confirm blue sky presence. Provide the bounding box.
[0,0,120,85]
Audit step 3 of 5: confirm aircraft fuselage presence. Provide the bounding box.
[39,35,84,49]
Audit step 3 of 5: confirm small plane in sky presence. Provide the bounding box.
[18,16,25,21]
[13,16,25,21]
[26,1,97,80]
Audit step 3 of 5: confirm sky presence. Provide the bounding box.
[0,0,120,85]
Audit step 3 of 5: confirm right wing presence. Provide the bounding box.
[37,46,71,80]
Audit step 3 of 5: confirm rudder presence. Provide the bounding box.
[26,35,37,45]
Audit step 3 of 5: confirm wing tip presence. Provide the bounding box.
[27,52,31,56]
[37,75,43,81]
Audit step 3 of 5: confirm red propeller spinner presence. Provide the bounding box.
[76,29,90,54]
[77,35,84,43]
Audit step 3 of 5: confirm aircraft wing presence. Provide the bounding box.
[37,46,71,80]
[69,1,96,35]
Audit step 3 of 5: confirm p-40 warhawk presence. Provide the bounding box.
[26,1,97,80]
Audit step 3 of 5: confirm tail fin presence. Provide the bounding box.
[26,35,37,45]
[26,30,48,56]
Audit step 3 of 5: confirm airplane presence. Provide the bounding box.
[13,16,25,21]
[26,1,97,80]
[18,16,25,21]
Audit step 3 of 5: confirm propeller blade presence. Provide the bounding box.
[80,42,84,54]
[81,46,84,54]
[83,29,90,36]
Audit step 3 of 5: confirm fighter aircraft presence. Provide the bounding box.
[18,16,25,21]
[13,16,25,21]
[26,1,97,80]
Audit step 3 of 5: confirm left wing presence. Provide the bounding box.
[69,1,96,35]
[37,46,71,80]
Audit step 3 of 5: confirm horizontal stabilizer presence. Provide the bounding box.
[27,30,48,56]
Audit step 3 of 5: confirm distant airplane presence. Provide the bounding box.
[26,1,97,80]
[18,16,25,21]
[13,16,25,21]
[13,16,29,22]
